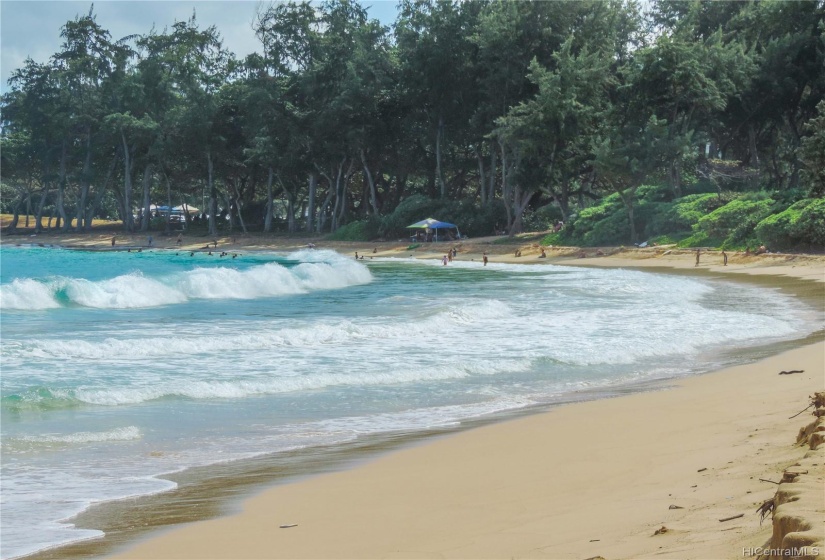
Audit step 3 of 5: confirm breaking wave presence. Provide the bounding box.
[0,253,371,310]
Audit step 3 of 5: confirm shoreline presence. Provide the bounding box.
[107,342,824,560]
[3,234,823,559]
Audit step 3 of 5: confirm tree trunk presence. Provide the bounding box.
[224,192,235,232]
[207,150,218,236]
[87,154,118,230]
[140,163,153,232]
[232,179,247,234]
[435,113,446,198]
[264,167,274,233]
[475,146,486,205]
[164,170,173,235]
[488,145,496,203]
[76,131,92,232]
[361,149,379,215]
[317,183,335,233]
[25,193,31,228]
[499,140,513,234]
[121,131,133,232]
[6,196,23,233]
[57,139,70,232]
[616,187,638,244]
[34,184,48,234]
[306,172,317,233]
[286,192,296,233]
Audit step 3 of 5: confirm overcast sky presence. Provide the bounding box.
[0,0,400,92]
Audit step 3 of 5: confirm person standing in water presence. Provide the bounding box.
[482,252,488,266]
[722,250,728,266]
[442,255,448,265]
[695,248,700,267]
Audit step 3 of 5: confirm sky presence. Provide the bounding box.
[0,0,400,92]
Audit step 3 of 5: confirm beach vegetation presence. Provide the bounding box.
[1,1,822,250]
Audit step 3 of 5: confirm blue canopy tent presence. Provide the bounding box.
[406,218,461,242]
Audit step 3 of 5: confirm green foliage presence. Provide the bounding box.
[676,231,726,248]
[539,231,564,246]
[754,199,825,250]
[523,204,564,232]
[325,218,380,241]
[379,195,506,240]
[695,198,775,245]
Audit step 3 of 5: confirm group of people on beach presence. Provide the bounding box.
[441,247,459,265]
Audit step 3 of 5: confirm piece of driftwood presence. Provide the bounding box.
[697,468,707,472]
[653,526,669,535]
[759,478,780,485]
[778,370,804,375]
[669,505,684,509]
[756,499,775,525]
[789,404,814,419]
[719,513,744,523]
[279,524,298,529]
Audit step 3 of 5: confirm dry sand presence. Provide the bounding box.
[4,232,823,559]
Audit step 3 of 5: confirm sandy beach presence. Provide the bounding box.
[3,232,823,559]
[106,342,823,560]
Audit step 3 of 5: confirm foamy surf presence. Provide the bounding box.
[0,255,371,310]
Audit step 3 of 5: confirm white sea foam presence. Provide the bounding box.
[0,257,372,310]
[0,278,61,310]
[9,426,142,445]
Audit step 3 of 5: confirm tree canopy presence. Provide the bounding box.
[2,0,823,248]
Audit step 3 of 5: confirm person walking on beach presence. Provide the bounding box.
[111,236,116,247]
[176,233,182,247]
[147,235,153,247]
[482,252,488,266]
[722,250,728,266]
[695,248,700,267]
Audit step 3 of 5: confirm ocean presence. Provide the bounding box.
[0,246,820,559]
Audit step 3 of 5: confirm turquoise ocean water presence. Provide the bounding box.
[0,246,820,559]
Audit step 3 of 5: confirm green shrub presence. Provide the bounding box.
[677,231,726,248]
[326,217,380,241]
[540,232,564,246]
[695,198,775,244]
[582,209,630,246]
[755,198,825,250]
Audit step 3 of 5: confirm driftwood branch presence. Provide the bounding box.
[719,513,744,523]
[778,370,804,375]
[789,403,814,419]
[759,478,780,485]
